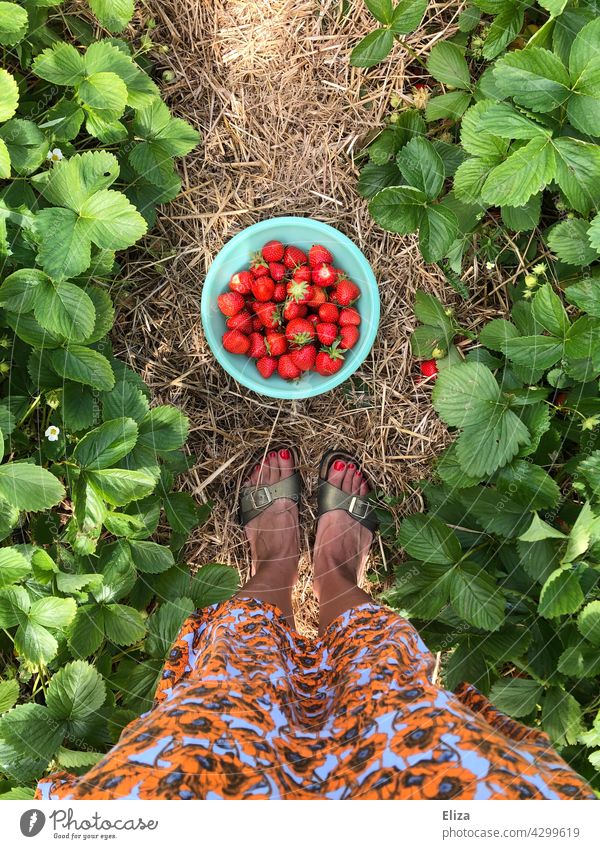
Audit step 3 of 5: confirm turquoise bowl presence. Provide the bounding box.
[201,216,380,400]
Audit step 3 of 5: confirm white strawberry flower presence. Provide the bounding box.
[485,261,495,271]
[46,148,63,163]
[45,425,60,442]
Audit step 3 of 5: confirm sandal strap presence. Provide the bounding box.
[317,478,378,533]
[240,472,301,525]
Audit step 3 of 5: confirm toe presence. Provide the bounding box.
[266,449,280,486]
[246,463,261,487]
[327,458,346,490]
[351,469,363,494]
[342,463,356,493]
[278,447,294,479]
[359,479,370,496]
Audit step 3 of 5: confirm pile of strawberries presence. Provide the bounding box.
[217,240,362,380]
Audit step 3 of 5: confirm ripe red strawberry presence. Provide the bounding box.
[273,283,287,302]
[250,252,269,277]
[297,304,308,317]
[265,331,287,356]
[278,354,301,380]
[227,310,254,335]
[339,325,360,350]
[252,316,263,331]
[255,302,281,329]
[306,286,327,308]
[251,277,275,302]
[420,359,438,379]
[269,262,286,282]
[308,244,333,268]
[307,314,319,326]
[217,291,245,316]
[315,345,344,376]
[316,322,338,346]
[311,263,337,287]
[291,344,316,372]
[286,279,313,304]
[318,303,339,323]
[248,331,267,358]
[256,356,278,379]
[333,279,360,306]
[292,265,312,283]
[283,245,308,269]
[229,270,253,294]
[261,240,284,263]
[283,300,304,321]
[222,329,250,355]
[285,317,315,346]
[339,307,360,326]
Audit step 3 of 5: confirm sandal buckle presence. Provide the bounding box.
[250,486,272,509]
[348,496,369,519]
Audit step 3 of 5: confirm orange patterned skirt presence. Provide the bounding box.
[36,598,594,800]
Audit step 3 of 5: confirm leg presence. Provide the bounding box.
[235,448,299,626]
[313,459,374,635]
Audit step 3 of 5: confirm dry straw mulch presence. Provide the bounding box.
[116,0,502,634]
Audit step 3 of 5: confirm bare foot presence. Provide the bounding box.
[235,448,300,624]
[313,458,374,632]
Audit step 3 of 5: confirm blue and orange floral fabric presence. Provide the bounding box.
[36,597,594,800]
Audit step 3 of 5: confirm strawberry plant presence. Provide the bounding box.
[352,0,600,789]
[390,283,600,789]
[350,0,428,67]
[0,2,238,799]
[358,2,600,291]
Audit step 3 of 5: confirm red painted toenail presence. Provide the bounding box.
[355,470,362,476]
[254,464,260,472]
[348,463,355,469]
[280,449,290,459]
[334,460,345,471]
[269,451,277,458]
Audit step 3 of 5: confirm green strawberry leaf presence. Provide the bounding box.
[390,0,427,34]
[369,185,427,233]
[547,218,599,266]
[419,204,458,262]
[425,90,472,122]
[103,603,146,646]
[477,102,551,140]
[73,418,138,470]
[46,660,106,721]
[460,100,509,162]
[397,137,444,200]
[88,0,135,32]
[0,547,31,589]
[450,562,505,631]
[481,136,556,208]
[350,28,394,67]
[399,513,461,565]
[542,687,583,746]
[0,1,28,46]
[553,137,600,216]
[488,678,543,718]
[137,407,189,453]
[493,46,571,113]
[85,468,156,506]
[0,703,64,783]
[0,69,19,122]
[539,567,584,618]
[34,279,97,343]
[51,345,115,391]
[0,462,65,511]
[426,41,471,89]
